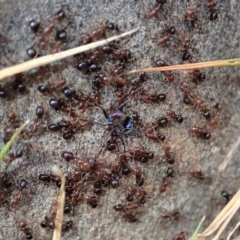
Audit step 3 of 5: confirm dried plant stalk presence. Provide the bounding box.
[227,221,240,240]
[196,188,240,239]
[129,58,240,73]
[0,28,139,80]
[52,166,66,240]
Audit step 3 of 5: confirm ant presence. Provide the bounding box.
[127,186,147,204]
[11,179,28,206]
[180,82,193,105]
[166,110,183,123]
[80,22,115,45]
[93,73,112,87]
[139,91,166,104]
[207,103,221,127]
[38,10,65,50]
[62,220,73,232]
[134,169,145,186]
[113,203,142,221]
[207,0,218,21]
[182,35,191,51]
[143,118,168,142]
[192,97,211,119]
[38,79,66,96]
[155,59,174,83]
[119,147,154,164]
[148,0,167,19]
[85,195,97,208]
[191,126,211,140]
[159,167,174,193]
[112,49,132,61]
[172,231,188,240]
[221,190,232,203]
[41,202,58,229]
[17,220,33,239]
[161,211,181,222]
[156,26,176,46]
[188,69,205,84]
[184,8,200,30]
[162,144,175,164]
[189,168,205,180]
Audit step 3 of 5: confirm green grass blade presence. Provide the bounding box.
[189,216,206,240]
[0,120,29,162]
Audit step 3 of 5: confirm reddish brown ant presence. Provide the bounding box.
[207,0,218,21]
[80,22,115,46]
[11,179,28,206]
[50,79,66,91]
[114,203,140,212]
[155,59,174,83]
[161,211,181,222]
[119,147,154,164]
[148,0,167,19]
[38,10,65,50]
[41,202,58,230]
[94,73,112,86]
[160,177,172,193]
[62,220,73,232]
[117,87,126,106]
[208,103,221,127]
[162,144,175,164]
[17,220,33,239]
[192,97,211,119]
[128,186,147,204]
[85,195,97,208]
[172,231,188,240]
[166,110,183,123]
[188,69,205,84]
[50,41,61,54]
[134,169,145,186]
[156,26,176,46]
[139,91,166,104]
[112,49,131,61]
[182,35,191,51]
[189,168,205,180]
[191,126,211,140]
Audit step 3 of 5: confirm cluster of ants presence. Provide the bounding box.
[0,0,227,239]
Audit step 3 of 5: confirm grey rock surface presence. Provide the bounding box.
[0,0,240,240]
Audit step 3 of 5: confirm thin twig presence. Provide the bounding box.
[0,28,139,80]
[226,220,240,240]
[219,135,240,172]
[129,58,240,73]
[52,166,66,240]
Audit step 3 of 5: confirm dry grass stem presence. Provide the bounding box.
[212,207,237,240]
[129,58,240,73]
[0,28,139,80]
[219,135,240,172]
[52,166,66,240]
[226,220,240,240]
[196,188,240,239]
